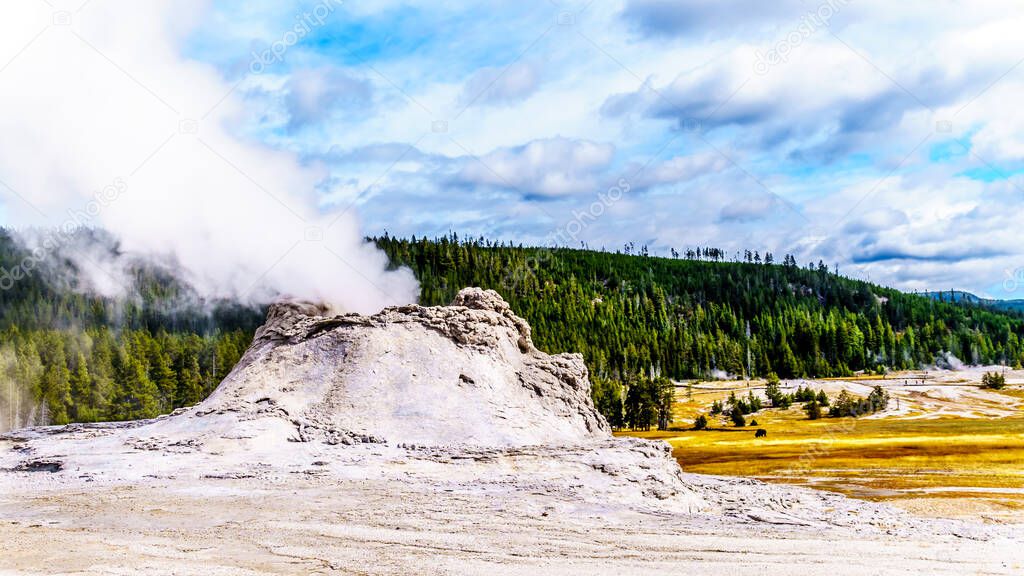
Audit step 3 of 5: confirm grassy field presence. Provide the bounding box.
[620,374,1024,523]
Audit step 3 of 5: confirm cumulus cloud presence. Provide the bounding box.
[6,0,1024,302]
[320,142,433,165]
[716,196,775,223]
[841,208,909,234]
[453,137,615,198]
[278,2,1024,297]
[285,67,373,130]
[0,1,417,313]
[458,61,542,108]
[631,153,730,190]
[799,172,1024,295]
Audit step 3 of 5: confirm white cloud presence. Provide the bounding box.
[6,0,1024,300]
[285,67,372,130]
[841,208,910,234]
[632,153,730,190]
[718,194,782,223]
[454,137,615,198]
[458,61,542,107]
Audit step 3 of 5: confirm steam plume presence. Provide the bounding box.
[0,1,418,313]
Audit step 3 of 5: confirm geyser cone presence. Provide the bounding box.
[197,288,610,447]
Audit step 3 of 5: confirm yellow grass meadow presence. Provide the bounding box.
[621,374,1024,523]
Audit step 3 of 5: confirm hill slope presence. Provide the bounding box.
[374,235,1024,381]
[923,290,1024,315]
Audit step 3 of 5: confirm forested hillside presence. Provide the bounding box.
[0,229,263,429]
[925,290,1024,315]
[373,234,1024,382]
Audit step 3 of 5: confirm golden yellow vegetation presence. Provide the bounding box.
[620,379,1024,522]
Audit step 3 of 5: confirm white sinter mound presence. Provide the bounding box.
[198,287,608,447]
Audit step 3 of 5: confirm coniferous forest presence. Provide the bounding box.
[0,229,263,429]
[3,228,1024,430]
[373,234,1024,377]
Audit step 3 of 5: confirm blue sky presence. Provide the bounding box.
[4,0,1024,301]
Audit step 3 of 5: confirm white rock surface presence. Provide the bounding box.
[0,288,1021,574]
[196,287,608,447]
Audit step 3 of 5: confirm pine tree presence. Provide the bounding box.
[37,337,71,425]
[816,390,829,406]
[148,348,177,412]
[764,373,783,407]
[107,347,159,421]
[176,354,204,408]
[69,352,94,422]
[730,408,746,427]
[655,376,674,430]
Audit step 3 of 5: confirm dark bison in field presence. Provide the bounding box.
[754,429,767,438]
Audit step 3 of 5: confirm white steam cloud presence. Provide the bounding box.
[0,1,418,313]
